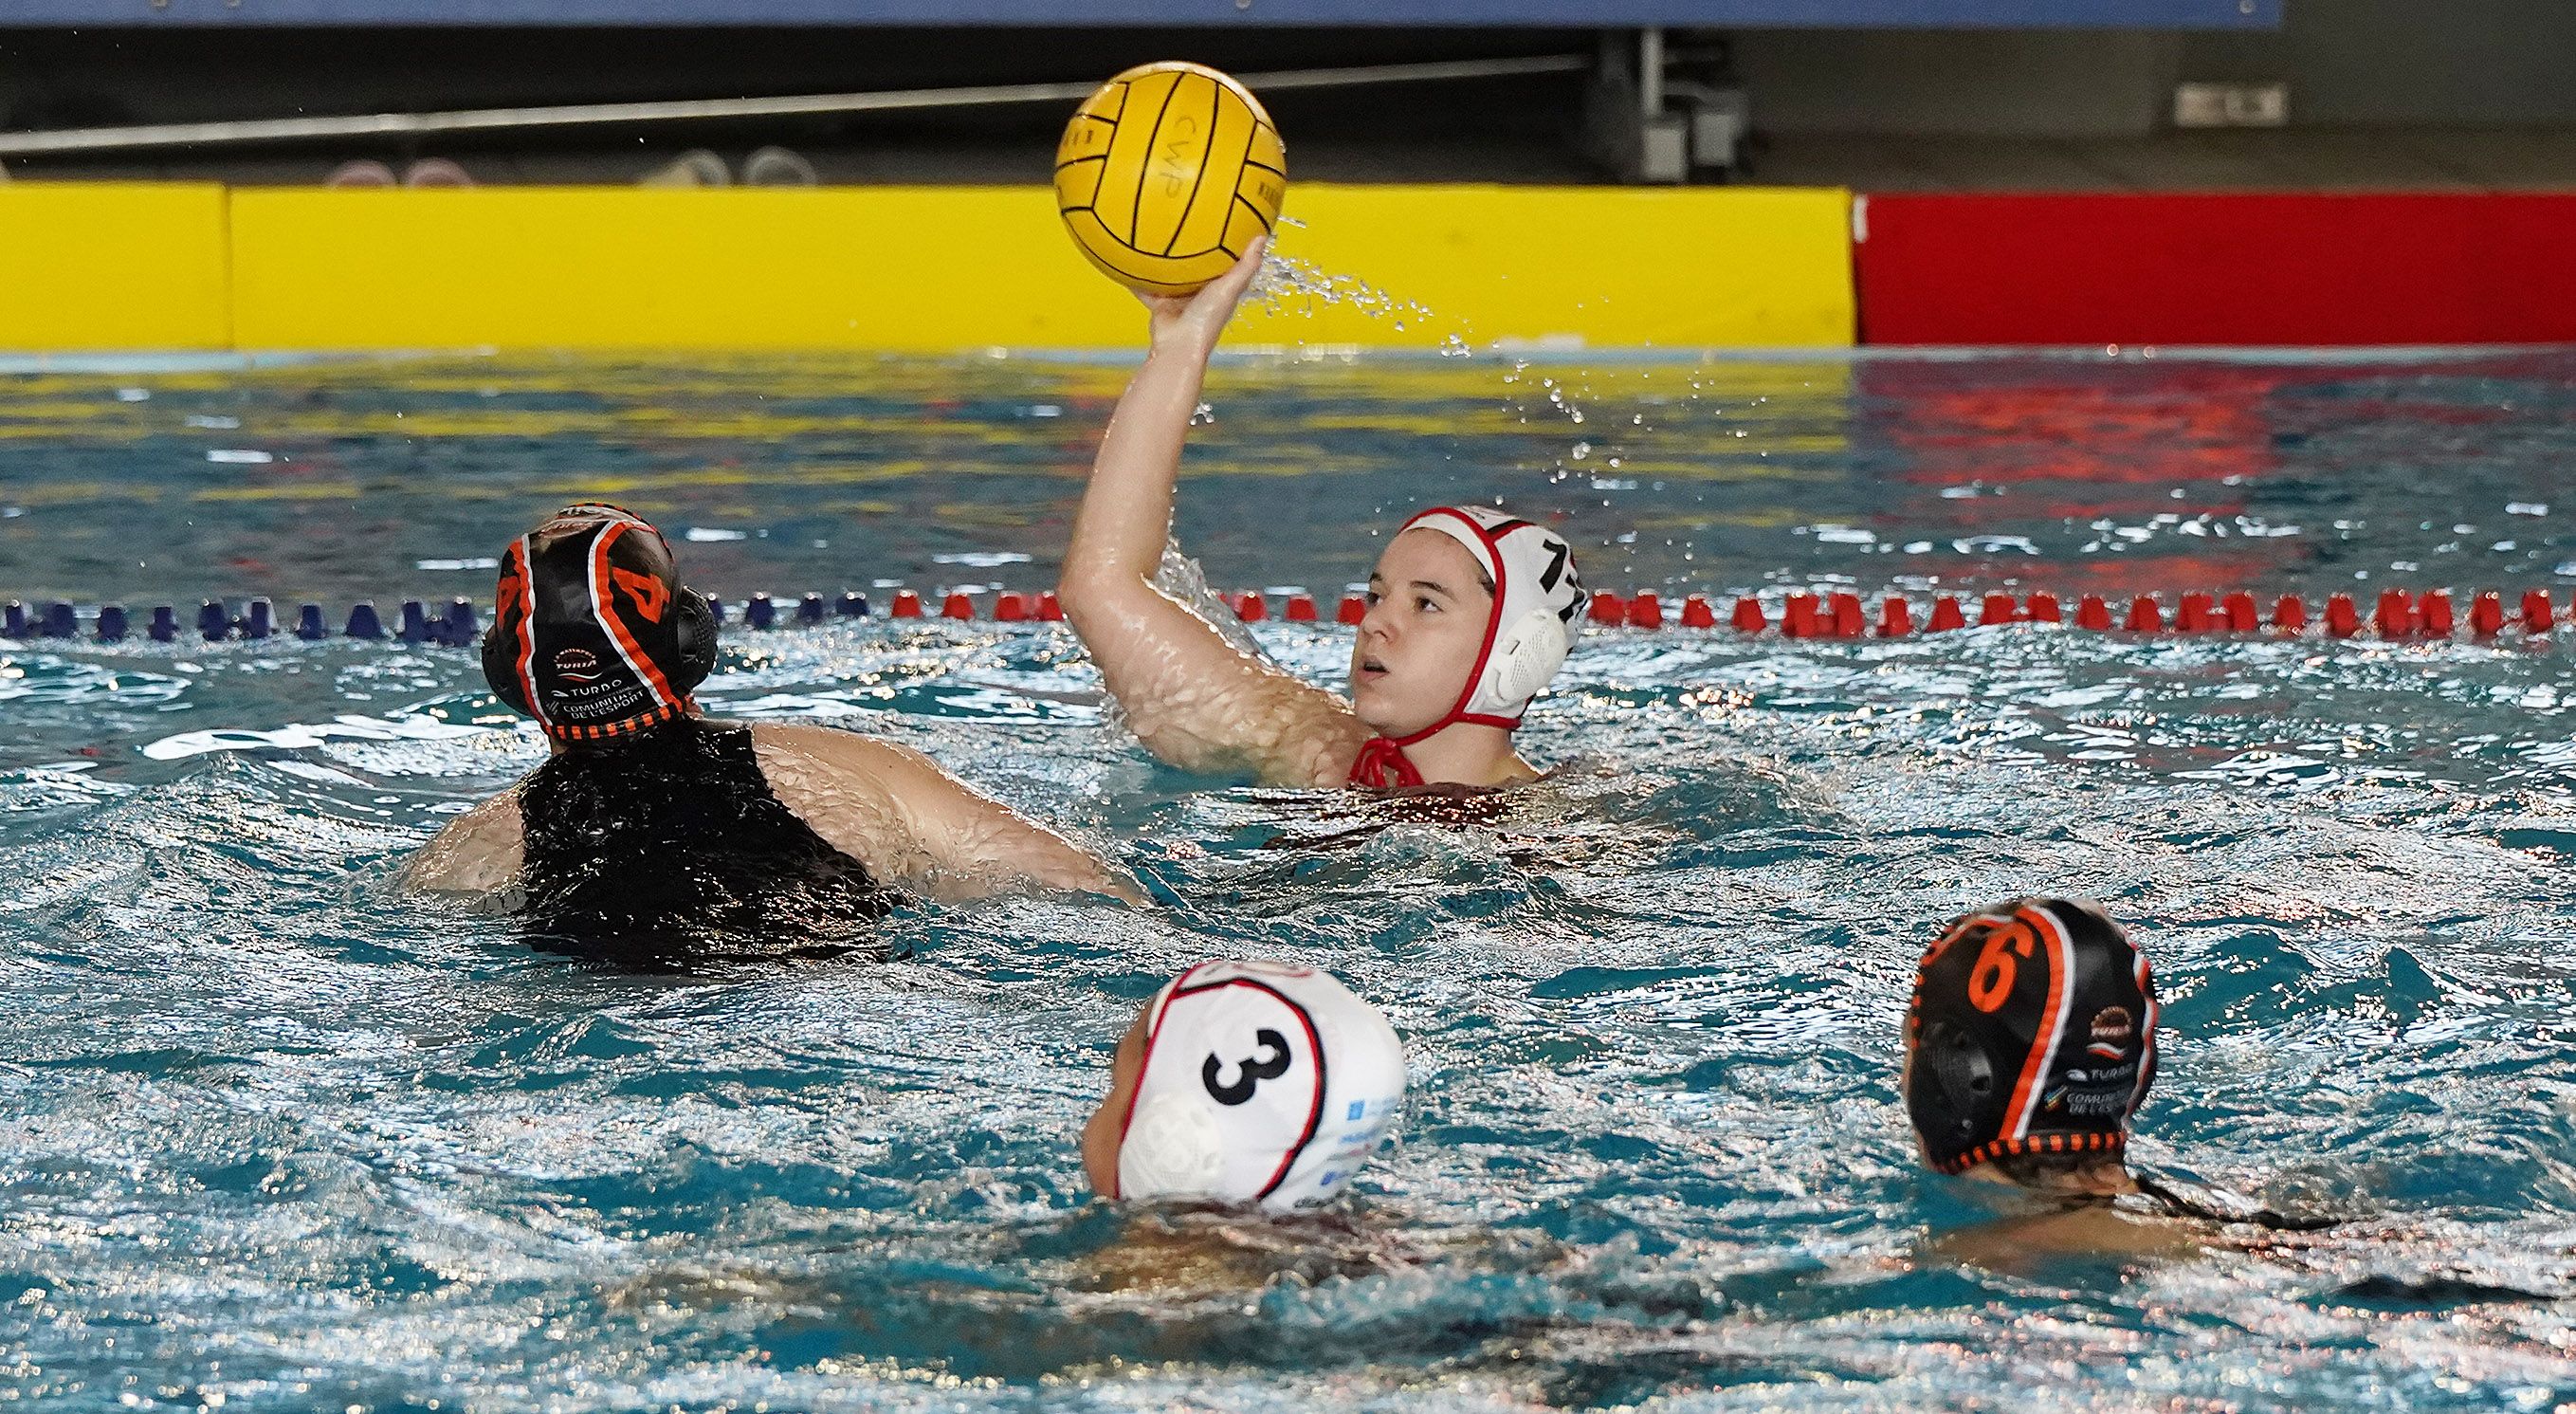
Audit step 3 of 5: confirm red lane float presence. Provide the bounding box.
[835,583,2576,645]
[1854,192,2576,345]
[2421,590,2456,637]
[1830,592,1865,638]
[2374,589,2414,638]
[1784,592,1821,638]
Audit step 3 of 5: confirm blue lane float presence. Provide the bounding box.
[4,587,977,644]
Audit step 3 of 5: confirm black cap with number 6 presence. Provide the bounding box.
[1901,897,2161,1175]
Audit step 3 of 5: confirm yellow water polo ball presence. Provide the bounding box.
[1054,61,1285,297]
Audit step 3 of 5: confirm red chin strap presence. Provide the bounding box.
[1347,734,1427,790]
[1344,707,1524,790]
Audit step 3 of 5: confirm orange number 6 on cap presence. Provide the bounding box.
[1967,920,2037,1013]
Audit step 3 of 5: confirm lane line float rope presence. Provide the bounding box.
[0,586,2561,644]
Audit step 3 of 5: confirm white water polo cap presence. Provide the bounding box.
[1114,961,1407,1213]
[1399,505,1588,726]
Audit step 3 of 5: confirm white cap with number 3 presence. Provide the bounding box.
[1113,961,1407,1212]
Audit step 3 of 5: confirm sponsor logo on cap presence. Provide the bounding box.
[553,646,604,684]
[2086,1005,2135,1059]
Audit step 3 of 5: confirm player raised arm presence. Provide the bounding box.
[1055,238,1368,787]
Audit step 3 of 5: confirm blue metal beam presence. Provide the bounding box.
[0,0,2282,29]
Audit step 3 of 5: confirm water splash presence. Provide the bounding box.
[1251,235,1449,340]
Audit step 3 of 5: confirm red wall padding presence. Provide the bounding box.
[1854,192,2576,346]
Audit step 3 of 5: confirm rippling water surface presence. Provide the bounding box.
[2,352,2572,1412]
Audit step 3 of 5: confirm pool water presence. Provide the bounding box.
[1,351,2572,1412]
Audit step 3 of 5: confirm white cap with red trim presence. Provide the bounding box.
[1115,961,1406,1213]
[1399,505,1588,726]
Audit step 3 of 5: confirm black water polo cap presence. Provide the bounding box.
[1902,897,2160,1175]
[481,503,718,742]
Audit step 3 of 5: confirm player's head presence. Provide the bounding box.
[1082,962,1406,1213]
[1351,506,1585,741]
[481,504,717,743]
[1902,897,2158,1194]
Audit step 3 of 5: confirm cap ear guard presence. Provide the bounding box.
[1116,1093,1228,1200]
[1909,1019,2000,1158]
[1487,607,1570,708]
[664,585,719,698]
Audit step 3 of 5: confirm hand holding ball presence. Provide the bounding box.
[1055,62,1285,297]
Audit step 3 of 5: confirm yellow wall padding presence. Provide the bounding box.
[228,185,1854,353]
[0,184,231,351]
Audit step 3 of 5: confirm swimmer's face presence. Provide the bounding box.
[1352,529,1494,736]
[1081,1002,1155,1200]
